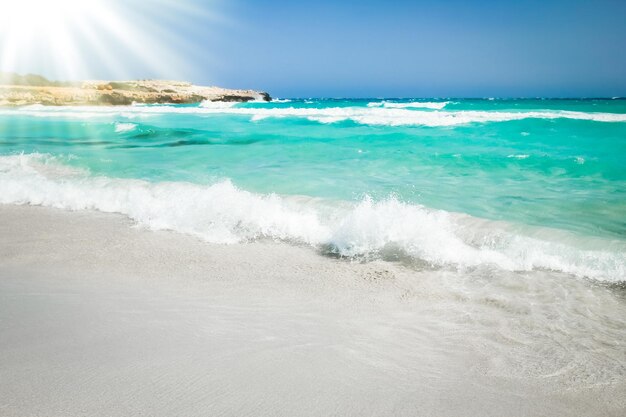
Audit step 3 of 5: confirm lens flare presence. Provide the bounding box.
[0,0,224,81]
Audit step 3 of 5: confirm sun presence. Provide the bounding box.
[1,0,89,23]
[0,0,101,78]
[0,0,222,82]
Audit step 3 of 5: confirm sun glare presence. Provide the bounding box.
[2,0,88,24]
[0,0,98,77]
[0,0,222,82]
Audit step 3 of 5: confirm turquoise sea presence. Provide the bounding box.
[1,98,625,281]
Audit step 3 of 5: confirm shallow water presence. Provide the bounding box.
[0,98,625,282]
[1,98,626,414]
[1,204,625,416]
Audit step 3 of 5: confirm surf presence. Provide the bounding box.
[5,103,626,126]
[1,153,623,282]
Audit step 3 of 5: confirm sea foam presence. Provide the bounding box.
[5,105,626,127]
[1,153,623,282]
[114,122,137,133]
[366,101,450,109]
[199,100,239,109]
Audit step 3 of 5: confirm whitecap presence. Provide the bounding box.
[367,101,449,110]
[6,105,626,127]
[199,100,238,109]
[114,122,137,133]
[1,153,624,282]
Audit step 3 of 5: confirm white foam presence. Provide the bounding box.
[5,105,626,127]
[1,153,624,282]
[114,122,137,133]
[367,101,450,110]
[199,100,238,109]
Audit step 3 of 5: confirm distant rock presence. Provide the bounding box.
[0,73,271,106]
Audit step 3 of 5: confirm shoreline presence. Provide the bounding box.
[0,74,271,106]
[1,204,625,416]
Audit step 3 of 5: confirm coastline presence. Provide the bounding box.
[1,204,624,416]
[0,74,271,106]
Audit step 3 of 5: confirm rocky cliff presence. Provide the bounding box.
[0,73,271,106]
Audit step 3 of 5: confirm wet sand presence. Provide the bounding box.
[0,204,624,416]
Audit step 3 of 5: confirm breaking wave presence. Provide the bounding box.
[114,122,137,133]
[367,101,450,109]
[1,153,623,282]
[198,100,239,109]
[5,104,626,127]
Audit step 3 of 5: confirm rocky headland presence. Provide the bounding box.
[0,73,271,106]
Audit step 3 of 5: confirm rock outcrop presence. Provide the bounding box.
[0,73,271,106]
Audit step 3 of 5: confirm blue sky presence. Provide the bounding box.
[5,0,626,97]
[198,0,626,97]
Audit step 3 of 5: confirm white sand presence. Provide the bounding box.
[0,205,624,416]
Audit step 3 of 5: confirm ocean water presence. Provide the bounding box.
[1,98,625,282]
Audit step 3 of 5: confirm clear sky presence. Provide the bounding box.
[2,0,625,98]
[202,0,626,98]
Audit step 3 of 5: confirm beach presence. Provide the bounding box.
[1,204,624,417]
[2,0,625,414]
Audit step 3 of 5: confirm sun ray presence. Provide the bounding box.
[0,0,225,82]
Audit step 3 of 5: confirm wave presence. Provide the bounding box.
[367,101,449,110]
[199,100,239,109]
[5,105,626,127]
[507,154,530,159]
[1,153,624,282]
[114,122,137,133]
